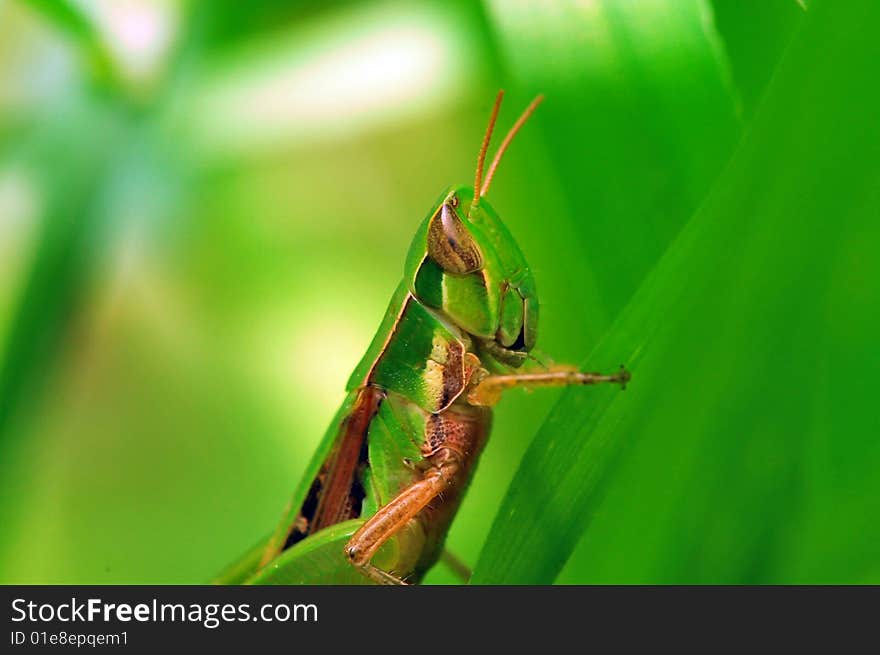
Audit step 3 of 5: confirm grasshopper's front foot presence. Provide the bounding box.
[612,364,631,390]
[579,364,631,389]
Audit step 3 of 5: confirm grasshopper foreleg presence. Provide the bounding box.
[468,364,631,406]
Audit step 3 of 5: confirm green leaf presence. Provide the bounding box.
[21,0,118,86]
[0,102,126,442]
[483,0,740,334]
[245,521,375,585]
[432,0,742,585]
[711,0,804,117]
[473,0,880,584]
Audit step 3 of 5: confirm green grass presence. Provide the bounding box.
[475,0,880,583]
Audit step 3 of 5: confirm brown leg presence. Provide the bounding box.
[345,463,457,585]
[440,549,472,583]
[468,364,630,406]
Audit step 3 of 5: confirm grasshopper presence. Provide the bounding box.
[216,91,630,585]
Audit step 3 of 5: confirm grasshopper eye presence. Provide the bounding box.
[427,202,483,274]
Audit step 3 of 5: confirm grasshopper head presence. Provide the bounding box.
[405,187,538,367]
[404,93,544,367]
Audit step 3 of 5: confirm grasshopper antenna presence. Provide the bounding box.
[470,90,504,217]
[480,94,544,198]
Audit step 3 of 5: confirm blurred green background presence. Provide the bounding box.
[0,0,877,584]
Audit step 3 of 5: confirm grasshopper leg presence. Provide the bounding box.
[440,549,472,583]
[468,364,631,406]
[345,462,458,585]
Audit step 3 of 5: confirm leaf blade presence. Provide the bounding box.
[473,0,880,584]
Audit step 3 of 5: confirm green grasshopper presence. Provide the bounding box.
[215,91,630,585]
